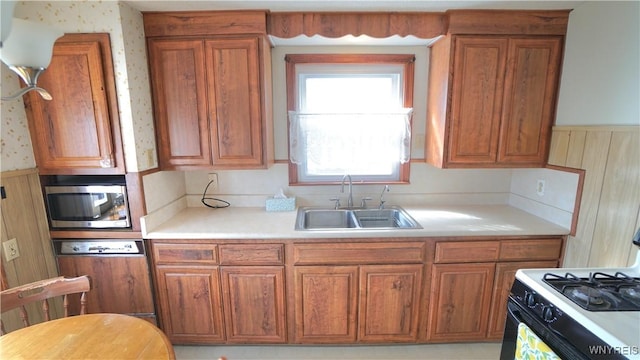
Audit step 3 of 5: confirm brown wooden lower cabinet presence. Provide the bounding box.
[151,241,287,344]
[427,238,563,342]
[486,260,558,340]
[293,264,423,343]
[155,266,226,343]
[220,266,287,343]
[294,266,359,343]
[359,265,423,342]
[156,265,288,344]
[427,263,495,342]
[149,237,563,345]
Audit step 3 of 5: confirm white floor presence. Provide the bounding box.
[174,343,502,360]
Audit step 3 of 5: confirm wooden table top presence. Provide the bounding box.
[0,313,175,359]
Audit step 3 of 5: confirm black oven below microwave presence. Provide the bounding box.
[44,177,131,229]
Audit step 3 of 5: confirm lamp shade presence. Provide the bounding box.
[0,1,16,45]
[0,18,63,68]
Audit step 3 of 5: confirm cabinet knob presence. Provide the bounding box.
[100,154,114,168]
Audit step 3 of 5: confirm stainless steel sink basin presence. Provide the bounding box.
[352,208,421,229]
[298,209,359,230]
[295,206,421,230]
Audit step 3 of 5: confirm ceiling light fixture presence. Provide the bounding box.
[0,1,16,45]
[1,17,64,101]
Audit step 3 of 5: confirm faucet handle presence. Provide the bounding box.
[379,199,386,209]
[329,197,341,209]
[360,197,372,208]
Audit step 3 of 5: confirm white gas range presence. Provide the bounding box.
[500,230,640,360]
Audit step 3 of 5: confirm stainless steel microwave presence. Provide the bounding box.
[45,183,131,229]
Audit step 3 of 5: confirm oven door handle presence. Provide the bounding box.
[508,301,525,323]
[509,303,565,341]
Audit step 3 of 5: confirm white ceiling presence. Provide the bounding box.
[123,0,581,12]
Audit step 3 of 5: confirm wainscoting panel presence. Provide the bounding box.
[549,126,640,267]
[0,168,60,331]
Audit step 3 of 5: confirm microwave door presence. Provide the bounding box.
[48,193,102,220]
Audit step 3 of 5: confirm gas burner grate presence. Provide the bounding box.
[543,272,640,311]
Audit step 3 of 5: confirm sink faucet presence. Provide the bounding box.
[379,185,390,209]
[341,174,353,208]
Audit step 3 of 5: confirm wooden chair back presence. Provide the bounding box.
[0,275,91,335]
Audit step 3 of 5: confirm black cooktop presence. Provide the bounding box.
[543,271,640,311]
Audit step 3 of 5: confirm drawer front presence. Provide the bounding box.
[293,242,425,265]
[434,241,500,263]
[219,244,284,265]
[152,242,218,264]
[499,238,563,261]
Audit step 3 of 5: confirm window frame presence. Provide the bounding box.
[285,53,415,185]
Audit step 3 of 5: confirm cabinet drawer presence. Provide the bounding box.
[499,238,563,261]
[219,244,284,265]
[293,242,425,265]
[152,243,218,264]
[434,241,500,263]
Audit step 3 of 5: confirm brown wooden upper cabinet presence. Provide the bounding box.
[426,35,564,168]
[144,11,274,170]
[24,33,125,175]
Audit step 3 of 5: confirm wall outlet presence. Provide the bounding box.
[3,238,20,261]
[536,179,546,197]
[207,173,219,192]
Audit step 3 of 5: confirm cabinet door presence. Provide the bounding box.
[498,37,562,165]
[220,266,286,343]
[155,266,225,343]
[57,255,154,316]
[359,265,423,342]
[25,33,123,174]
[427,263,495,342]
[148,39,211,168]
[205,37,264,167]
[486,260,557,339]
[294,266,358,343]
[448,36,508,165]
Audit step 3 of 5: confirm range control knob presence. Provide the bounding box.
[525,292,536,307]
[542,305,555,322]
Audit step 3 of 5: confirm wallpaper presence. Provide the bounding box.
[117,2,157,171]
[0,66,36,170]
[1,0,156,172]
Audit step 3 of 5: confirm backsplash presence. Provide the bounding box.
[142,163,581,233]
[183,164,513,208]
[509,168,581,230]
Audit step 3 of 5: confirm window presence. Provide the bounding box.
[286,54,415,184]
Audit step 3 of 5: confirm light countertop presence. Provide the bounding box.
[141,204,570,239]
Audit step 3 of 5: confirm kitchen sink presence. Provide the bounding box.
[295,206,421,230]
